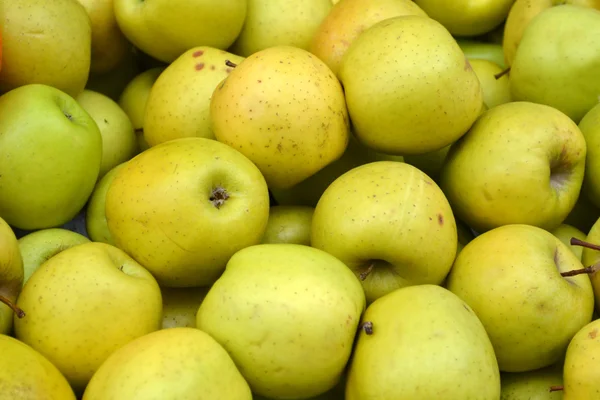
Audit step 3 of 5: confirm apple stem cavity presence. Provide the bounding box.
[225,60,238,68]
[359,262,375,281]
[560,263,600,277]
[361,321,374,335]
[494,67,511,80]
[549,385,564,392]
[0,295,25,318]
[571,237,600,252]
[210,186,230,209]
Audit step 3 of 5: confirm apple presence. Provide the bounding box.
[468,59,511,109]
[311,161,457,304]
[0,216,24,335]
[562,318,600,398]
[105,137,271,287]
[197,243,366,399]
[446,224,594,372]
[579,103,600,209]
[456,39,506,68]
[113,0,247,63]
[18,228,90,286]
[0,84,103,231]
[500,365,563,399]
[14,242,163,392]
[0,0,91,97]
[440,101,586,233]
[161,287,209,329]
[550,224,587,260]
[261,205,314,246]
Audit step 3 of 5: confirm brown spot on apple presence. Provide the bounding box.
[210,65,215,71]
[193,50,204,57]
[226,68,233,73]
[437,214,444,226]
[464,57,473,72]
[589,329,598,339]
[195,63,205,71]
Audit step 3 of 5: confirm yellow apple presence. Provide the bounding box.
[468,59,511,109]
[550,224,587,260]
[261,205,314,245]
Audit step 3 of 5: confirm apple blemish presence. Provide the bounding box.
[209,186,229,209]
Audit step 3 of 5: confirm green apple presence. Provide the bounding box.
[0,334,76,399]
[84,44,140,102]
[413,0,514,37]
[469,59,511,109]
[76,89,138,179]
[144,46,244,147]
[118,67,164,152]
[339,15,483,155]
[105,137,270,287]
[0,84,103,230]
[261,205,314,246]
[346,284,501,399]
[311,161,457,304]
[562,318,600,399]
[77,0,130,74]
[580,103,600,209]
[500,365,563,399]
[309,0,427,77]
[457,39,507,68]
[14,242,163,392]
[440,101,586,233]
[550,224,587,260]
[446,224,594,372]
[18,228,90,286]
[197,244,366,399]
[0,216,24,335]
[86,162,127,245]
[509,5,600,123]
[211,45,350,189]
[113,0,247,63]
[161,287,209,329]
[82,327,252,400]
[0,0,91,97]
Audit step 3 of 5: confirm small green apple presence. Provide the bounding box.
[261,206,314,246]
[500,364,563,399]
[468,59,511,109]
[457,39,506,68]
[550,224,587,260]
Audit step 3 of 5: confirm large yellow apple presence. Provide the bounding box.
[211,45,350,189]
[113,0,247,63]
[0,0,92,97]
[144,46,244,147]
[105,137,270,287]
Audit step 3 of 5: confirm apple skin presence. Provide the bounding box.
[311,161,457,304]
[0,334,77,399]
[261,205,314,246]
[14,242,163,393]
[468,59,511,109]
[0,0,91,97]
[113,0,247,63]
[160,287,209,329]
[0,216,23,336]
[549,224,587,260]
[18,228,91,286]
[447,224,594,373]
[580,217,600,309]
[457,39,506,68]
[500,364,563,399]
[76,89,138,179]
[579,103,600,209]
[440,101,586,233]
[0,84,103,230]
[105,137,271,288]
[562,318,600,399]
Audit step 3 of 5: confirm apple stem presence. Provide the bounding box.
[494,67,511,80]
[361,321,374,335]
[549,385,564,392]
[0,295,25,318]
[560,262,600,277]
[570,237,600,252]
[359,262,375,281]
[225,60,238,68]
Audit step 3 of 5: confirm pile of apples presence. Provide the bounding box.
[2,0,600,399]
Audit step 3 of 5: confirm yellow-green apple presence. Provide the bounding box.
[339,15,483,155]
[18,228,90,286]
[309,0,427,77]
[144,46,244,147]
[86,162,127,245]
[440,101,586,233]
[76,89,137,179]
[118,67,164,152]
[197,243,365,399]
[77,0,130,74]
[84,45,140,101]
[311,161,457,304]
[0,334,76,399]
[503,0,600,67]
[550,224,587,260]
[231,0,331,57]
[161,287,209,329]
[261,205,314,246]
[346,285,501,399]
[446,224,594,372]
[562,318,600,398]
[468,59,511,109]
[0,84,103,230]
[82,327,252,400]
[579,217,600,307]
[14,242,163,392]
[0,216,24,335]
[580,103,600,208]
[413,0,514,37]
[500,365,563,399]
[105,137,270,287]
[457,39,506,68]
[0,0,91,97]
[211,45,349,190]
[509,5,600,123]
[113,0,247,63]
